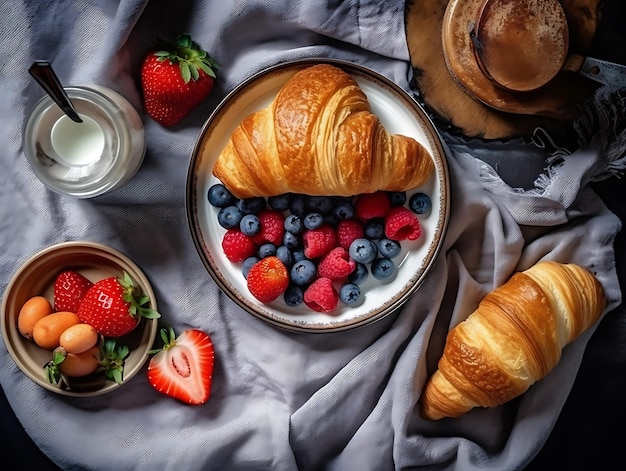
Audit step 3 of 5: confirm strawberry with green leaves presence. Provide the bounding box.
[148,327,214,405]
[140,34,218,126]
[77,272,160,337]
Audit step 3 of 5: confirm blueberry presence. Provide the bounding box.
[324,212,339,226]
[289,194,307,216]
[283,231,301,250]
[305,195,334,215]
[276,245,294,268]
[388,191,407,207]
[240,214,260,236]
[290,259,317,286]
[207,183,236,208]
[339,283,361,305]
[364,218,385,240]
[292,249,306,262]
[334,200,354,220]
[409,192,432,214]
[242,256,260,278]
[284,285,304,307]
[257,243,276,258]
[378,238,401,258]
[237,196,266,214]
[303,212,324,230]
[217,205,243,229]
[349,238,378,264]
[284,214,304,234]
[371,257,396,281]
[348,262,369,285]
[268,193,291,211]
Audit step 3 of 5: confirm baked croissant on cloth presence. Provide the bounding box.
[421,261,606,420]
[212,64,434,198]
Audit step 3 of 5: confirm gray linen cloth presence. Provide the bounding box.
[1,1,624,470]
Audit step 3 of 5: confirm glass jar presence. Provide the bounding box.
[23,85,146,198]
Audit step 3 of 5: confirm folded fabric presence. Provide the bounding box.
[0,1,623,470]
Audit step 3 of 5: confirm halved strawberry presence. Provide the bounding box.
[147,327,214,405]
[77,272,160,337]
[54,270,94,312]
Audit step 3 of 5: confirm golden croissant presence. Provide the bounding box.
[212,64,434,199]
[421,261,606,420]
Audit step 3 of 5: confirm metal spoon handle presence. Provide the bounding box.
[28,61,82,123]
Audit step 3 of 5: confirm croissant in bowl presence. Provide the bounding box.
[421,261,606,420]
[212,64,434,198]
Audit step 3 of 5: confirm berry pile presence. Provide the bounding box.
[208,184,432,314]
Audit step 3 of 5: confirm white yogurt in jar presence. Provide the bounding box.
[51,114,105,167]
[23,85,146,198]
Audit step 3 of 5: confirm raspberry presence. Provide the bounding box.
[304,277,339,313]
[317,247,356,281]
[222,229,257,262]
[251,209,285,246]
[336,218,364,250]
[302,224,337,259]
[246,256,289,302]
[384,206,422,241]
[355,191,391,220]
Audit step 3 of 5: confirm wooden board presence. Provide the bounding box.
[405,0,601,140]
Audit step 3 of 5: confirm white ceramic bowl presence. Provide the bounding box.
[1,241,158,396]
[186,58,450,332]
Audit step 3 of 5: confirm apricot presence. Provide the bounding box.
[17,296,53,339]
[58,345,100,377]
[59,323,99,354]
[32,311,80,350]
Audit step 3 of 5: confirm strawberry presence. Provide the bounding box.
[148,327,214,405]
[140,34,218,126]
[246,256,289,303]
[53,270,94,312]
[77,272,160,337]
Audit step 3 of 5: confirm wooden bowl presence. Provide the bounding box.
[1,241,158,397]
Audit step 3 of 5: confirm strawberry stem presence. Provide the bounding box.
[154,33,218,84]
[44,347,69,387]
[99,338,130,384]
[118,272,161,320]
[43,339,131,388]
[148,326,177,354]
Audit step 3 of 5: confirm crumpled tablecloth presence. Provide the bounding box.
[1,1,624,470]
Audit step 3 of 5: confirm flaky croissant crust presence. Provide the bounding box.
[212,64,434,198]
[421,261,606,420]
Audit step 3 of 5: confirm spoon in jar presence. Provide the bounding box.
[28,61,82,123]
